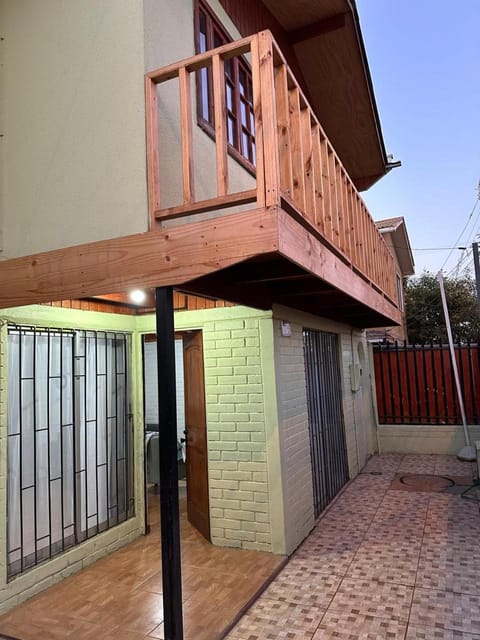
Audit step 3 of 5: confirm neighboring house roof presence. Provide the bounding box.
[221,0,398,191]
[376,216,415,276]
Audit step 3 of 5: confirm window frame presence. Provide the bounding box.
[193,0,256,175]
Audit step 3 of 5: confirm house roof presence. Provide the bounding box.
[260,0,398,191]
[376,216,415,276]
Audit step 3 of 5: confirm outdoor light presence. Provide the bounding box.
[129,289,147,304]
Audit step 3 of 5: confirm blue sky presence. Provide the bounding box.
[356,0,480,277]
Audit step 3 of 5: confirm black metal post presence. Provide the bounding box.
[155,287,184,640]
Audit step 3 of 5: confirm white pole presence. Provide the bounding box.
[437,271,475,460]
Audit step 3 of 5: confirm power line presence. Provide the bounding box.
[440,192,480,272]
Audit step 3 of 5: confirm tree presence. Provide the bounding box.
[405,271,480,343]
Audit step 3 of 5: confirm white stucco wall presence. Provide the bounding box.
[271,305,378,554]
[1,0,149,260]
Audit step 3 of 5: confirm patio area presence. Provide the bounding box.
[0,486,284,640]
[227,453,480,639]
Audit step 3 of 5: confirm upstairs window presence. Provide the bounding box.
[194,0,256,168]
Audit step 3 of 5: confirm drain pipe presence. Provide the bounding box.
[437,272,475,461]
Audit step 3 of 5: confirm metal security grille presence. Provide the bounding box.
[7,325,134,579]
[303,329,349,518]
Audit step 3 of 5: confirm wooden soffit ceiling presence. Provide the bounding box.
[261,0,390,190]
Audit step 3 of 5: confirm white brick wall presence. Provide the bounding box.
[273,319,314,555]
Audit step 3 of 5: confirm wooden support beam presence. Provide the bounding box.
[277,209,402,326]
[0,208,278,309]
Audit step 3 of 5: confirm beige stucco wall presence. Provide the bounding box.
[1,0,256,261]
[1,1,149,260]
[271,305,377,554]
[378,425,480,455]
[143,0,256,217]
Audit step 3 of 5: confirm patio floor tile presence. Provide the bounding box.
[328,577,413,622]
[312,610,407,639]
[226,597,325,639]
[406,624,480,639]
[410,588,480,635]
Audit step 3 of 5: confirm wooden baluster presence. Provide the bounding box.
[329,152,339,247]
[251,35,266,208]
[274,63,293,199]
[360,200,368,276]
[336,164,346,255]
[257,31,280,207]
[301,106,316,226]
[320,134,332,241]
[289,86,305,212]
[212,54,229,197]
[145,77,161,228]
[179,67,195,205]
[347,184,356,267]
[312,124,324,235]
[342,174,352,264]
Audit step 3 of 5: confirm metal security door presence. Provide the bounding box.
[303,329,349,518]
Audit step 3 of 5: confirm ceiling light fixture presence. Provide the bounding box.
[129,289,146,304]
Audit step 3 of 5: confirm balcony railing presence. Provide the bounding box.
[145,31,397,305]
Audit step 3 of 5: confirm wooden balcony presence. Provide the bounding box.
[145,31,401,328]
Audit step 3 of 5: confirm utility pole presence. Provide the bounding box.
[473,241,480,316]
[437,272,475,461]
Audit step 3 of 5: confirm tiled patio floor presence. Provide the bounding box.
[227,454,480,640]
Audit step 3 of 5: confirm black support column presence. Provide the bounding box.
[155,286,184,640]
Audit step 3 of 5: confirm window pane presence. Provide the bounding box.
[242,132,249,157]
[200,68,209,121]
[199,11,207,52]
[239,68,246,97]
[250,110,255,133]
[240,100,247,128]
[227,116,235,145]
[225,58,234,80]
[226,84,233,111]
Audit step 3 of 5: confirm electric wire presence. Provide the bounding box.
[440,194,480,272]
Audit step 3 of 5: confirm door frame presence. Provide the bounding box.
[141,331,210,539]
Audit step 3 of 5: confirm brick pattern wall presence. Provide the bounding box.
[202,317,272,551]
[273,320,314,555]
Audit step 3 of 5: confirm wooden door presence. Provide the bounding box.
[182,331,210,541]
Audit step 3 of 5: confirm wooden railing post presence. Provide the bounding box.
[212,54,229,197]
[145,77,161,229]
[179,67,195,205]
[256,31,280,208]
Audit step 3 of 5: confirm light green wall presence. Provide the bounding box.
[138,305,285,553]
[1,0,148,259]
[0,302,285,614]
[0,305,145,611]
